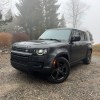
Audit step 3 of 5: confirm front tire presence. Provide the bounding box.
[83,50,92,64]
[48,57,70,83]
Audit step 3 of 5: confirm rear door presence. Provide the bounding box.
[70,29,82,62]
[79,31,88,58]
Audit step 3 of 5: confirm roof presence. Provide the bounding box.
[47,28,90,33]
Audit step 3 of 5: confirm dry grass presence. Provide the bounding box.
[0,32,12,49]
[93,44,100,56]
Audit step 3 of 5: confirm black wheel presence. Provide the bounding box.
[48,57,70,83]
[83,50,92,64]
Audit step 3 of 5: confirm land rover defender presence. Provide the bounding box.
[11,28,93,83]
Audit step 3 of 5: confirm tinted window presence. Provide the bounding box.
[72,30,80,37]
[80,32,85,41]
[89,33,93,41]
[79,31,87,41]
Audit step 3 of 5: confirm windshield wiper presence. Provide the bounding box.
[39,38,61,42]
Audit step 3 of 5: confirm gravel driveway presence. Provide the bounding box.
[0,54,100,100]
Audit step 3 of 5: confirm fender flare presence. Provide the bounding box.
[50,50,70,62]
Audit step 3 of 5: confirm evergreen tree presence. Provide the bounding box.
[42,0,60,29]
[17,0,44,39]
[0,0,20,31]
[0,13,13,31]
[16,0,61,39]
[0,12,2,19]
[59,14,66,27]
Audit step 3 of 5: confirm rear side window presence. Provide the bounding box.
[89,33,93,41]
[86,31,93,41]
[79,31,87,41]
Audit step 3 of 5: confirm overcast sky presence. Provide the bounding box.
[83,0,100,44]
[59,0,100,44]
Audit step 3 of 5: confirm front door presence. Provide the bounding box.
[70,29,82,62]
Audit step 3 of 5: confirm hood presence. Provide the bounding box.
[13,40,67,49]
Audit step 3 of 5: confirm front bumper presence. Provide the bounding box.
[11,51,52,73]
[11,61,52,73]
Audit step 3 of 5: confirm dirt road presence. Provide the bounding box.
[0,54,100,100]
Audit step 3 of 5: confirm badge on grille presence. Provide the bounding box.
[25,49,28,52]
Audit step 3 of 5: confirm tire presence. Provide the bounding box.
[83,50,92,64]
[47,57,70,84]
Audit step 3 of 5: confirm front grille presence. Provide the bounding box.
[12,47,34,53]
[13,47,26,52]
[11,47,45,65]
[11,53,44,69]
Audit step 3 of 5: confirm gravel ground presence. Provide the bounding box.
[0,54,100,100]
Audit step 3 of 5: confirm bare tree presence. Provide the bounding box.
[65,0,88,28]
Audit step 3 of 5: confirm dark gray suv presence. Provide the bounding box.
[11,28,93,83]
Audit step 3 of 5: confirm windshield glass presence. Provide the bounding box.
[39,29,71,41]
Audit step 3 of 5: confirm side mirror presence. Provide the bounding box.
[71,36,80,42]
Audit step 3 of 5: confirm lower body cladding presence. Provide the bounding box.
[11,53,52,74]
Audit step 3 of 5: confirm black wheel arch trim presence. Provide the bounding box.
[55,52,70,61]
[50,51,70,63]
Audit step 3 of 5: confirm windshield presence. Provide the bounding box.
[39,29,71,41]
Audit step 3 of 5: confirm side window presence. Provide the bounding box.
[89,33,93,41]
[84,32,88,41]
[72,30,80,37]
[80,31,84,41]
[79,31,87,41]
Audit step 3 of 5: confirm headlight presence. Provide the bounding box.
[36,49,47,55]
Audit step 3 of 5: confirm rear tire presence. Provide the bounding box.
[83,50,92,64]
[47,57,70,84]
